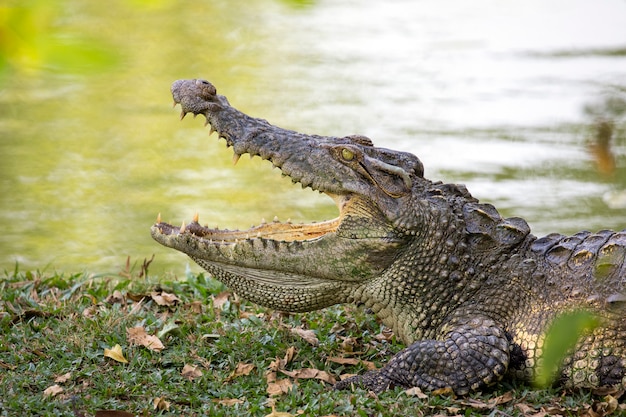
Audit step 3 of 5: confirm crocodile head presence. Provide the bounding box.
[152,79,426,312]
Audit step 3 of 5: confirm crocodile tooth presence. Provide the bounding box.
[156,213,161,223]
[172,101,177,108]
[180,110,187,120]
[232,153,241,165]
[193,212,199,223]
[180,221,186,234]
[260,218,267,225]
[273,216,279,223]
[209,126,216,134]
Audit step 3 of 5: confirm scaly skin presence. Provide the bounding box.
[152,79,626,394]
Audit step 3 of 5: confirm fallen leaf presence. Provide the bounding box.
[181,364,203,381]
[212,291,232,310]
[290,327,319,346]
[268,347,297,373]
[103,344,128,363]
[151,291,180,306]
[338,373,357,381]
[339,336,358,353]
[514,403,545,417]
[153,396,171,411]
[212,398,245,406]
[280,368,336,384]
[239,310,265,319]
[82,305,98,318]
[266,370,278,384]
[105,290,125,304]
[226,362,256,381]
[264,409,295,417]
[189,300,203,314]
[267,378,295,396]
[327,357,377,371]
[127,326,164,352]
[127,298,145,315]
[404,386,428,399]
[126,292,147,302]
[54,372,71,384]
[283,346,297,365]
[43,384,63,397]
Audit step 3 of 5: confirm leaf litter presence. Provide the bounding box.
[4,267,626,416]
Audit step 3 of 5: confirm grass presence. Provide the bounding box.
[0,260,624,416]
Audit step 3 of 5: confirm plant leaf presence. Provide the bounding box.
[534,310,601,388]
[103,344,128,363]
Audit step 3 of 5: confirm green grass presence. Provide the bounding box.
[0,263,623,416]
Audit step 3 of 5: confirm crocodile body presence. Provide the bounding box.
[152,79,626,394]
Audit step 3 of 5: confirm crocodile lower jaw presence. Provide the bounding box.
[153,193,353,245]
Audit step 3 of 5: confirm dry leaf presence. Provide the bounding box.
[226,362,256,381]
[127,326,164,352]
[151,291,180,306]
[213,398,245,406]
[181,364,203,381]
[290,327,319,346]
[189,301,203,314]
[54,372,71,384]
[103,344,128,363]
[327,357,377,371]
[266,370,278,384]
[458,391,514,410]
[126,292,147,302]
[212,291,231,310]
[105,290,125,304]
[339,336,358,353]
[338,373,358,381]
[153,396,171,411]
[404,386,428,399]
[239,310,265,319]
[268,347,297,374]
[283,346,297,364]
[280,368,336,384]
[43,384,63,397]
[264,408,295,417]
[82,305,98,318]
[267,378,294,396]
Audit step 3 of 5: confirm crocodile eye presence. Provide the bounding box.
[341,148,355,161]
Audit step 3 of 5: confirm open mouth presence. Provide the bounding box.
[152,144,353,246]
[153,78,360,248]
[154,206,343,245]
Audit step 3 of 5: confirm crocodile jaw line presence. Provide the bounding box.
[153,192,348,245]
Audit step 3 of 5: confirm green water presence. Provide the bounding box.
[1,0,625,276]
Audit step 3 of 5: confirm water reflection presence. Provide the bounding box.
[0,0,624,276]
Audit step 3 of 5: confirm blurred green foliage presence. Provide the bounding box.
[535,310,601,388]
[0,0,119,80]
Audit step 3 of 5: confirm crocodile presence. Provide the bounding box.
[152,79,626,395]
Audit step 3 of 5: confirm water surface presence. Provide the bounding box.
[1,0,625,276]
